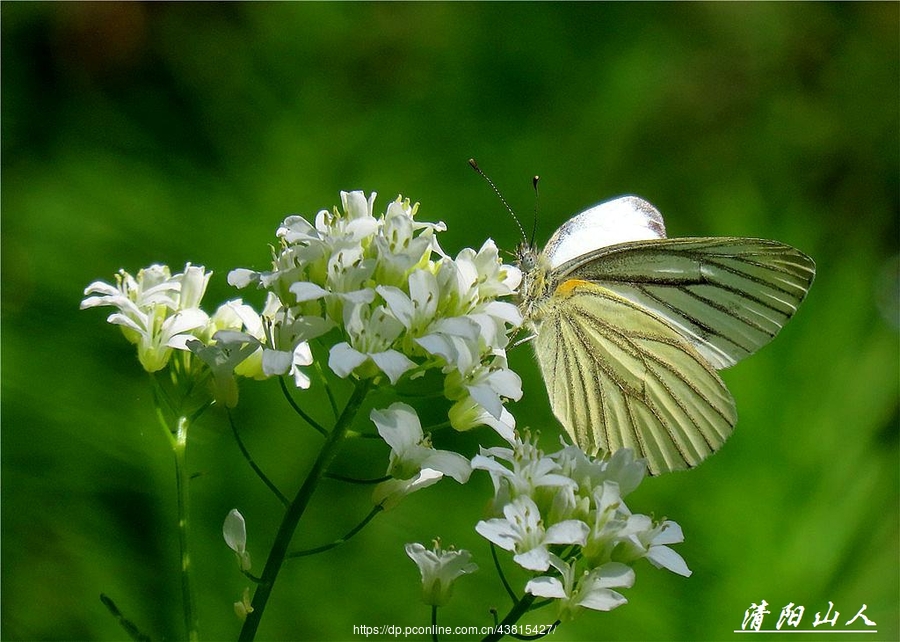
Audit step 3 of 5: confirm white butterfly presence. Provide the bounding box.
[517,195,816,475]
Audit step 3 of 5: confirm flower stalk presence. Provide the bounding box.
[172,416,199,642]
[238,378,372,642]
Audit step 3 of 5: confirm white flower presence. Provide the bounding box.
[551,444,646,499]
[444,355,522,439]
[581,481,629,565]
[526,555,635,621]
[377,269,440,336]
[439,240,521,316]
[449,399,516,442]
[615,515,692,577]
[371,403,471,510]
[475,495,589,572]
[243,293,321,389]
[405,541,477,606]
[81,264,211,372]
[374,197,446,285]
[178,263,212,310]
[207,299,265,339]
[329,302,415,385]
[263,341,314,389]
[182,299,271,406]
[457,360,522,422]
[223,509,251,572]
[430,243,523,354]
[467,239,522,299]
[471,432,575,513]
[188,331,261,408]
[372,469,445,512]
[415,316,482,375]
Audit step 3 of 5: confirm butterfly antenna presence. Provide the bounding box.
[531,175,540,247]
[468,158,528,245]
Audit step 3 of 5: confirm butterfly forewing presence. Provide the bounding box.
[541,196,667,268]
[534,280,737,474]
[554,238,816,370]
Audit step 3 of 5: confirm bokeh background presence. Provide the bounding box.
[2,3,897,641]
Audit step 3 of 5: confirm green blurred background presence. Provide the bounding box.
[2,3,897,641]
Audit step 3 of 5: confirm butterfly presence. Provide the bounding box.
[515,194,816,475]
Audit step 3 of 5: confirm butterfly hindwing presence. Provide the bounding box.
[554,237,816,370]
[534,279,737,475]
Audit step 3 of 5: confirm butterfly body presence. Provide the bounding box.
[518,195,815,474]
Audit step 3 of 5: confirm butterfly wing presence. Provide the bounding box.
[534,279,736,474]
[542,196,667,269]
[553,237,816,369]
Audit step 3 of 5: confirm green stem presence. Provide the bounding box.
[173,416,199,642]
[100,593,152,642]
[287,505,383,558]
[238,379,372,642]
[490,543,517,604]
[227,409,289,507]
[278,376,327,436]
[482,593,536,642]
[311,354,339,419]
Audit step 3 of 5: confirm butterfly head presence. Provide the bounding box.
[515,241,555,324]
[516,241,539,273]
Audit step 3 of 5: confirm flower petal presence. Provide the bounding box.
[328,342,368,378]
[290,282,329,303]
[525,576,566,600]
[474,518,518,552]
[543,519,590,547]
[577,588,628,612]
[653,522,684,546]
[262,349,294,376]
[227,268,259,289]
[647,545,692,577]
[514,547,551,572]
[371,403,422,452]
[376,286,414,328]
[370,350,416,384]
[373,468,443,510]
[421,450,472,484]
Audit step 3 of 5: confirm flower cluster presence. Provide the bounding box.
[80,263,213,372]
[473,433,690,622]
[80,263,260,374]
[229,191,523,436]
[80,263,264,406]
